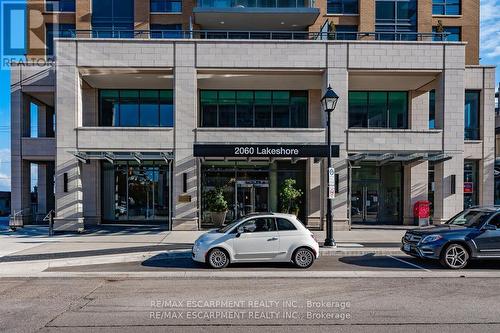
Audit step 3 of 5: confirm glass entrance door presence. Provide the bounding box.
[236,180,269,218]
[102,161,171,226]
[351,183,380,223]
[351,162,402,225]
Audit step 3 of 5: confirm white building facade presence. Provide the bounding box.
[10,37,496,231]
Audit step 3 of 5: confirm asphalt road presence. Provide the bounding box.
[1,276,500,333]
[45,253,500,273]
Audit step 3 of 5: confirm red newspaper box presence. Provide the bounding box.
[413,201,431,226]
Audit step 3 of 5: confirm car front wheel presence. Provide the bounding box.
[206,248,230,269]
[440,243,469,269]
[293,247,315,269]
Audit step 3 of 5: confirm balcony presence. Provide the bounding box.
[193,0,319,30]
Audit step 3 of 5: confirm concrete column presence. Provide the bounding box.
[55,41,84,231]
[403,161,429,225]
[359,0,375,39]
[76,0,91,31]
[172,43,198,230]
[82,160,101,225]
[410,90,431,130]
[324,44,349,231]
[417,0,432,34]
[433,67,465,223]
[307,159,322,229]
[37,104,47,137]
[479,67,496,206]
[36,162,55,222]
[135,0,150,31]
[10,68,32,225]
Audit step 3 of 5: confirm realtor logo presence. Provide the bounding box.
[1,0,52,69]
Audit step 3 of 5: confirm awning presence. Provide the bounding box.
[70,151,174,164]
[348,152,451,165]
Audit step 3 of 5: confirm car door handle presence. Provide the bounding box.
[268,237,278,241]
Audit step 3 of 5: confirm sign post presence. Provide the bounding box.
[328,167,335,199]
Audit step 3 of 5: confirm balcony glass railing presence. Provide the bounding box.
[196,0,314,8]
[68,29,452,41]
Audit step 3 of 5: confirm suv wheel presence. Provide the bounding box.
[207,248,229,269]
[293,247,315,269]
[440,243,469,269]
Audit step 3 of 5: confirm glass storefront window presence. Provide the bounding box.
[464,90,480,140]
[348,91,408,129]
[99,89,174,127]
[351,162,402,224]
[464,160,479,209]
[102,161,171,224]
[46,0,75,12]
[200,90,308,128]
[201,161,306,224]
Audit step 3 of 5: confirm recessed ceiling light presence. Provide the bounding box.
[220,21,225,24]
[280,21,285,25]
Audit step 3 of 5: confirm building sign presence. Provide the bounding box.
[193,144,340,158]
[328,167,335,199]
[464,182,473,194]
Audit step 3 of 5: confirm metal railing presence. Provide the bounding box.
[67,29,451,42]
[196,0,314,8]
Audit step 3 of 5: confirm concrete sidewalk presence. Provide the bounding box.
[0,225,412,275]
[0,225,406,259]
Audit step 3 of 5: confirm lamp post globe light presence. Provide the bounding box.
[321,85,339,247]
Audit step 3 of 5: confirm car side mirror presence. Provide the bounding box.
[483,224,497,231]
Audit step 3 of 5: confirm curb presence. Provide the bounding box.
[0,247,404,275]
[2,270,500,279]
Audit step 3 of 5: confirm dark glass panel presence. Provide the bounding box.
[348,92,368,127]
[140,90,159,127]
[272,91,290,128]
[255,91,272,127]
[464,91,480,140]
[290,91,308,128]
[159,90,174,127]
[100,90,119,126]
[218,91,236,127]
[368,92,387,128]
[236,91,254,127]
[388,92,407,129]
[119,90,139,127]
[429,90,436,129]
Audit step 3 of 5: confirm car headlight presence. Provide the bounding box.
[421,234,443,244]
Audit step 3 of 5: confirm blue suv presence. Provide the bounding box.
[402,207,500,269]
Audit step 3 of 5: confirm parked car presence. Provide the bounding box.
[192,213,319,269]
[402,206,500,269]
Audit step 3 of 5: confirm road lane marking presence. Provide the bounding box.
[386,255,432,272]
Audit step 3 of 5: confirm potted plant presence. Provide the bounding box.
[204,187,228,227]
[279,178,303,217]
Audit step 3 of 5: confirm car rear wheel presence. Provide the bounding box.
[293,247,315,269]
[440,243,469,269]
[207,248,230,269]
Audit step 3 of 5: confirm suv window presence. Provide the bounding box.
[447,210,494,228]
[276,218,297,231]
[239,218,276,233]
[487,214,500,228]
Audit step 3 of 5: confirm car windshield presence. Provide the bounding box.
[446,210,494,228]
[216,218,244,233]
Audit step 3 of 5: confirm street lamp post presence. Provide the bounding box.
[321,85,339,247]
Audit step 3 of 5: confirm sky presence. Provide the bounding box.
[0,0,499,192]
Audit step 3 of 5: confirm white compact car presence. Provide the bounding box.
[192,213,320,269]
